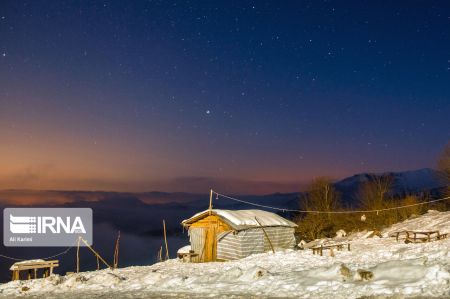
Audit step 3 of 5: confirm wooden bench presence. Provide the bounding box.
[311,243,351,256]
[10,260,59,281]
[438,233,448,240]
[390,230,447,243]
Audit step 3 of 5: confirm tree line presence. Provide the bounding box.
[295,142,450,240]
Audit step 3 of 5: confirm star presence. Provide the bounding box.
[206,110,211,114]
[2,53,6,57]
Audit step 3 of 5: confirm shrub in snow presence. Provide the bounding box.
[336,229,347,238]
[75,275,88,283]
[339,264,352,281]
[239,266,268,281]
[355,269,374,281]
[48,274,65,286]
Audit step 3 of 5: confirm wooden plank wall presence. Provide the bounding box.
[189,215,231,262]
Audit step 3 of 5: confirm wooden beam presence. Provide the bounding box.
[79,237,112,269]
[113,231,121,269]
[76,236,81,273]
[209,189,213,215]
[254,217,275,254]
[163,220,169,260]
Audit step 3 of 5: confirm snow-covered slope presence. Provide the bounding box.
[1,211,450,298]
[384,210,450,236]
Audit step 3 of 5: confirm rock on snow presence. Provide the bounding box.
[1,210,450,298]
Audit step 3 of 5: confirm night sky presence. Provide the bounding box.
[1,1,449,193]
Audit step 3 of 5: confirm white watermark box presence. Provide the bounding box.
[3,208,93,247]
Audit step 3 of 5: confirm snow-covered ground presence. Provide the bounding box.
[1,210,450,299]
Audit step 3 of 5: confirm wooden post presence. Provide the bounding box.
[34,268,37,279]
[320,245,323,256]
[96,256,100,270]
[158,246,163,262]
[113,231,121,269]
[255,217,275,254]
[12,270,18,281]
[76,236,81,273]
[163,220,169,260]
[209,189,213,215]
[79,237,112,269]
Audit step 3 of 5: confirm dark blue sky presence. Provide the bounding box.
[0,1,449,193]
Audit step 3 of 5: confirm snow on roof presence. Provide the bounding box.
[9,259,46,270]
[182,209,297,230]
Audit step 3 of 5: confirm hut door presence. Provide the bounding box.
[189,227,206,262]
[189,215,225,262]
[206,223,217,262]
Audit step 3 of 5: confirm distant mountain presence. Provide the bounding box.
[334,168,446,205]
[0,168,446,232]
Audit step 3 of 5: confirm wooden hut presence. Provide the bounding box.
[181,209,297,262]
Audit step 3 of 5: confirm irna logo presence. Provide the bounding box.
[9,215,86,234]
[3,208,92,247]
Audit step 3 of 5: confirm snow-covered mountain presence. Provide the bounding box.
[335,168,445,204]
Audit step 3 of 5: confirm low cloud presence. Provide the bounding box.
[149,176,305,194]
[0,168,306,195]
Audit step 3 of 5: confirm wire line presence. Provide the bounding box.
[0,239,79,262]
[212,190,450,214]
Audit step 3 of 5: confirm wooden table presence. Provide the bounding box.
[311,243,351,256]
[390,230,448,243]
[10,260,59,281]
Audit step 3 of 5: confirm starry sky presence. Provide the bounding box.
[0,1,449,194]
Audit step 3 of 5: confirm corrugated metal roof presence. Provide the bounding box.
[181,209,298,230]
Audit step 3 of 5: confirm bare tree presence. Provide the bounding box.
[304,177,340,213]
[296,177,341,239]
[359,174,394,210]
